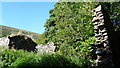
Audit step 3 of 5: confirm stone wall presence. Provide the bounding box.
[92,5,113,67]
[36,42,56,53]
[0,34,37,51]
[0,34,56,53]
[92,5,120,68]
[0,37,9,47]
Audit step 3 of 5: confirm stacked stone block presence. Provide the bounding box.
[92,5,113,68]
[36,42,56,53]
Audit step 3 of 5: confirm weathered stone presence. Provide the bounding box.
[102,40,109,46]
[93,5,114,67]
[36,42,56,53]
[97,37,101,40]
[94,29,98,33]
[98,23,104,26]
[97,33,102,36]
[96,12,103,16]
[100,28,107,33]
[94,5,101,12]
[0,37,9,46]
[96,39,101,42]
[97,12,103,17]
[103,38,108,42]
[92,17,99,22]
[103,41,110,47]
[93,22,98,25]
[103,43,108,47]
[96,49,105,56]
[0,34,37,51]
[95,42,103,47]
[99,16,104,20]
[94,26,99,29]
[100,19,104,23]
[104,36,108,40]
[103,33,107,35]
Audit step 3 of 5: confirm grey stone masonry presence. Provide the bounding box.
[92,5,113,68]
[36,42,56,53]
[0,34,37,51]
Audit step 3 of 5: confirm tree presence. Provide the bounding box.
[43,2,120,56]
[44,2,98,56]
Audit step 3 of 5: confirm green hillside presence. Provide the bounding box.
[0,25,40,40]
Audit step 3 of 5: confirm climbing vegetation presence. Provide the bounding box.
[43,2,120,57]
[44,2,98,57]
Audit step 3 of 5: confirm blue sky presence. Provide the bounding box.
[1,2,56,34]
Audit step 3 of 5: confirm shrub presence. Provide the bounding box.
[11,54,93,68]
[67,56,93,68]
[0,47,93,68]
[11,53,78,68]
[0,47,35,67]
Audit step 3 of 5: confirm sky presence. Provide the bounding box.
[0,2,56,34]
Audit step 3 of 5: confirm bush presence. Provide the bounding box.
[68,56,92,67]
[0,47,93,68]
[11,53,78,68]
[0,47,35,67]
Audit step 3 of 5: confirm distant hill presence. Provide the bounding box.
[0,25,41,40]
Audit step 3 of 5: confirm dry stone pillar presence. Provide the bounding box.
[92,5,115,68]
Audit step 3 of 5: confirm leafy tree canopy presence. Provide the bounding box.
[42,2,120,56]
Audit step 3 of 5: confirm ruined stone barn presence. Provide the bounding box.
[0,35,37,51]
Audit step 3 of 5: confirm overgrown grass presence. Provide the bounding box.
[0,46,94,68]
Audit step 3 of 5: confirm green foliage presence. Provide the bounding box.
[0,47,35,67]
[110,2,120,31]
[36,34,47,44]
[99,2,120,31]
[2,35,7,37]
[68,55,93,67]
[0,47,93,68]
[44,2,98,56]
[10,55,38,67]
[57,36,95,57]
[12,54,76,68]
[75,37,96,56]
[42,2,120,57]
